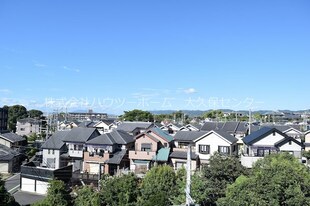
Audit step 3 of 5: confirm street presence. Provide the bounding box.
[5,173,20,194]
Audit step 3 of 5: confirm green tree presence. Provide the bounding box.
[100,173,138,206]
[0,174,18,206]
[191,153,247,206]
[202,110,224,120]
[121,109,154,122]
[138,165,176,206]
[7,105,28,132]
[27,109,43,118]
[171,167,186,205]
[75,185,100,206]
[217,153,310,206]
[33,180,71,206]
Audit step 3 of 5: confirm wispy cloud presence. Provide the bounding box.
[34,62,47,68]
[0,89,11,93]
[63,66,80,73]
[184,88,197,94]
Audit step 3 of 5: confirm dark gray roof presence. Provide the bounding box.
[63,127,100,143]
[0,144,20,161]
[41,131,68,150]
[243,127,286,145]
[101,119,115,126]
[170,150,198,160]
[105,150,127,164]
[174,131,208,142]
[213,130,238,144]
[117,122,154,132]
[201,122,224,131]
[86,133,116,145]
[0,132,25,143]
[86,130,134,145]
[78,121,94,128]
[275,136,302,148]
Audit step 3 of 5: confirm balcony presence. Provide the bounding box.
[69,149,83,158]
[84,151,109,162]
[129,150,156,160]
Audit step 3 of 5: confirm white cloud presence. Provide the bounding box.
[63,66,80,73]
[184,88,197,94]
[0,89,11,93]
[33,60,47,68]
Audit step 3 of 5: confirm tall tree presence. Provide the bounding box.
[0,174,18,206]
[7,105,28,132]
[217,153,310,206]
[100,173,139,206]
[171,167,186,205]
[138,165,176,206]
[121,109,154,122]
[75,185,101,206]
[33,180,71,206]
[27,109,43,118]
[191,153,247,206]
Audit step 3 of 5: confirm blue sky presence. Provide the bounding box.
[0,0,309,114]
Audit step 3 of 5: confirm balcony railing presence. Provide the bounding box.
[129,150,156,160]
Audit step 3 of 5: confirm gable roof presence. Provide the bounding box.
[153,147,170,162]
[194,130,238,144]
[41,131,69,150]
[174,131,208,142]
[0,132,25,143]
[149,128,174,142]
[63,127,99,143]
[117,121,154,132]
[0,144,20,161]
[135,132,159,143]
[201,121,248,134]
[275,136,303,148]
[17,118,40,124]
[86,130,134,145]
[200,122,225,131]
[243,127,287,145]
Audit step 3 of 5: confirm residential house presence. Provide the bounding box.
[16,118,41,136]
[179,124,201,132]
[194,130,238,164]
[84,130,134,175]
[61,127,101,171]
[161,123,183,135]
[41,131,69,169]
[117,121,154,136]
[171,131,208,170]
[0,132,27,149]
[93,119,116,134]
[0,144,21,173]
[0,107,8,132]
[304,130,310,152]
[129,128,173,174]
[241,127,303,168]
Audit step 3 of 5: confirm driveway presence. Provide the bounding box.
[5,173,20,194]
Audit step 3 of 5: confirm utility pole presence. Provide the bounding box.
[249,109,252,135]
[186,145,194,206]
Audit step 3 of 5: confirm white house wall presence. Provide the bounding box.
[279,141,302,158]
[36,180,48,195]
[252,133,284,146]
[0,138,11,147]
[0,162,9,173]
[21,177,35,193]
[42,149,60,169]
[195,133,232,161]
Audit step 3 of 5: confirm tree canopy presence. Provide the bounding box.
[217,153,310,206]
[7,105,28,132]
[27,109,43,118]
[138,165,176,206]
[121,109,154,122]
[74,185,100,206]
[100,173,139,206]
[0,174,18,206]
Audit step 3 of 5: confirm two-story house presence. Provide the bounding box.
[194,130,238,164]
[41,131,69,169]
[129,128,173,174]
[16,118,41,136]
[61,127,100,172]
[93,119,116,134]
[83,130,134,175]
[170,131,208,170]
[241,127,303,168]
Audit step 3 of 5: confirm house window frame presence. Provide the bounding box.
[141,143,152,152]
[198,144,210,154]
[218,146,230,155]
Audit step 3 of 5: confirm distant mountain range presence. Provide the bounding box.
[149,109,310,117]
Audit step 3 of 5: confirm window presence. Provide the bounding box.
[141,143,152,152]
[273,131,276,136]
[289,141,292,145]
[218,146,230,154]
[48,149,51,154]
[257,148,270,157]
[199,145,210,154]
[52,150,54,155]
[164,143,168,148]
[20,128,25,131]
